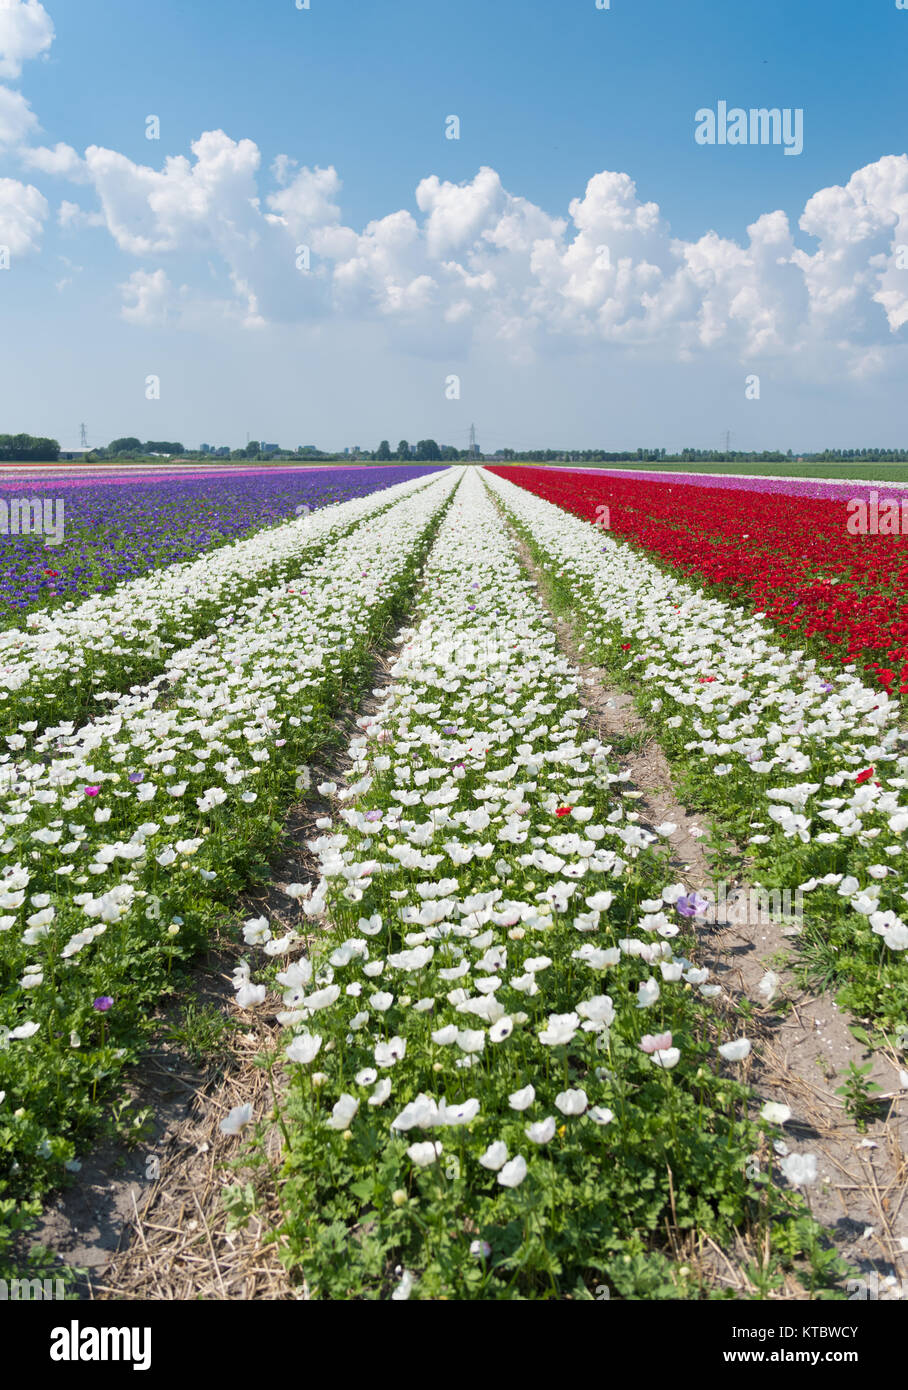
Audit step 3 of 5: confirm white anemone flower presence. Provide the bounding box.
[407,1141,443,1167]
[391,1269,415,1300]
[489,1016,514,1043]
[374,1036,406,1067]
[497,1155,528,1188]
[438,1097,480,1126]
[391,1094,440,1131]
[220,1103,254,1136]
[589,1106,615,1126]
[526,1117,557,1144]
[635,979,660,1009]
[326,1094,359,1130]
[779,1152,818,1188]
[368,1078,392,1106]
[538,1012,579,1046]
[555,1089,588,1116]
[235,982,267,1009]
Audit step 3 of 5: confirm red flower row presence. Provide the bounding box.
[489,467,908,695]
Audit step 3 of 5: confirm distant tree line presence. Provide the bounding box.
[495,448,908,464]
[0,434,60,461]
[97,438,186,457]
[380,440,465,461]
[11,433,908,467]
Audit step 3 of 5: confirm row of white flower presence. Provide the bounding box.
[234,469,780,1261]
[0,470,459,1048]
[483,468,908,958]
[0,469,439,711]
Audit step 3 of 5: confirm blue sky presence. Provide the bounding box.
[2,0,907,452]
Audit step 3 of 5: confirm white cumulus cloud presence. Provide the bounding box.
[0,175,48,254]
[60,126,908,376]
[0,83,37,146]
[0,0,54,81]
[119,267,174,325]
[20,141,88,182]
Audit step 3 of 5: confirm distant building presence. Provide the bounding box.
[200,443,211,454]
[262,443,279,454]
[58,447,94,461]
[215,447,230,457]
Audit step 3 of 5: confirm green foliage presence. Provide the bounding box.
[835,1060,883,1132]
[0,434,60,462]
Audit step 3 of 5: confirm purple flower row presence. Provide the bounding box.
[0,465,443,621]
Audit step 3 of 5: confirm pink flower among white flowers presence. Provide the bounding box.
[640,1032,673,1054]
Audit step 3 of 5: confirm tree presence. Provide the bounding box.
[375,439,391,461]
[415,439,441,460]
[108,437,143,455]
[143,440,184,455]
[0,434,59,461]
[244,440,260,458]
[396,439,410,460]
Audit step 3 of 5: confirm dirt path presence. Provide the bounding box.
[512,527,908,1299]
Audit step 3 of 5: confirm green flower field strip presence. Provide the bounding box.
[0,469,459,1220]
[241,470,809,1301]
[0,470,441,738]
[483,468,908,1033]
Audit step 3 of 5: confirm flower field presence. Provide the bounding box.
[0,464,440,623]
[0,467,455,1270]
[0,468,440,734]
[1,462,905,1301]
[239,470,829,1300]
[488,466,908,697]
[485,468,908,1030]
